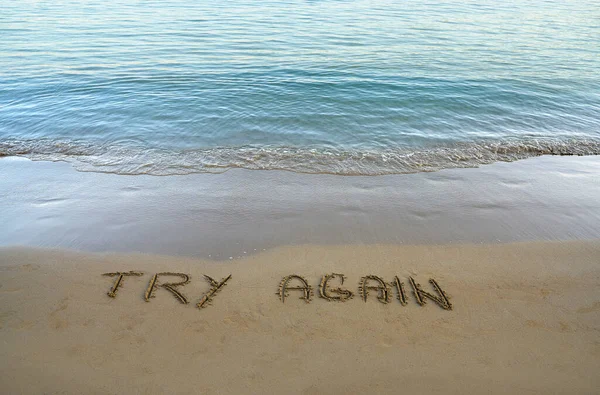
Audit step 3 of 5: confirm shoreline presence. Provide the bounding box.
[1,241,599,393]
[3,137,600,176]
[2,155,600,258]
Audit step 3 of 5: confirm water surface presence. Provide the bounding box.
[1,0,599,174]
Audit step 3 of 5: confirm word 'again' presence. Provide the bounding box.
[277,274,452,310]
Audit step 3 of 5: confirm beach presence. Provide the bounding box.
[1,156,600,394]
[3,0,600,392]
[2,155,600,258]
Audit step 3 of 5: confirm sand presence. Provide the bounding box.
[2,155,600,258]
[1,241,599,394]
[1,155,600,393]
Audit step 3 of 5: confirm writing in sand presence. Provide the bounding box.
[103,272,452,310]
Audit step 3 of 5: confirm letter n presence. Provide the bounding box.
[409,277,452,310]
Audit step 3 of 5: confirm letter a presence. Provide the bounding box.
[358,275,390,304]
[277,275,313,303]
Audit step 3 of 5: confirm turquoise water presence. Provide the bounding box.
[1,0,599,175]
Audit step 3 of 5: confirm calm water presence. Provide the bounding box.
[1,0,599,175]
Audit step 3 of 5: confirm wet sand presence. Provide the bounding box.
[1,155,600,258]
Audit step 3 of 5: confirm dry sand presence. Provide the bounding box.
[1,241,599,394]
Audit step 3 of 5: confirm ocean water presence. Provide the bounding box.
[1,0,599,175]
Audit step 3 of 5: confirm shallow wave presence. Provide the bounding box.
[1,137,600,176]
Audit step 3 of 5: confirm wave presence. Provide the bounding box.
[1,137,600,176]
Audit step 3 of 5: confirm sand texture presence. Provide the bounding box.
[1,241,599,394]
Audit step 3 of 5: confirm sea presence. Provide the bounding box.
[1,0,599,175]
